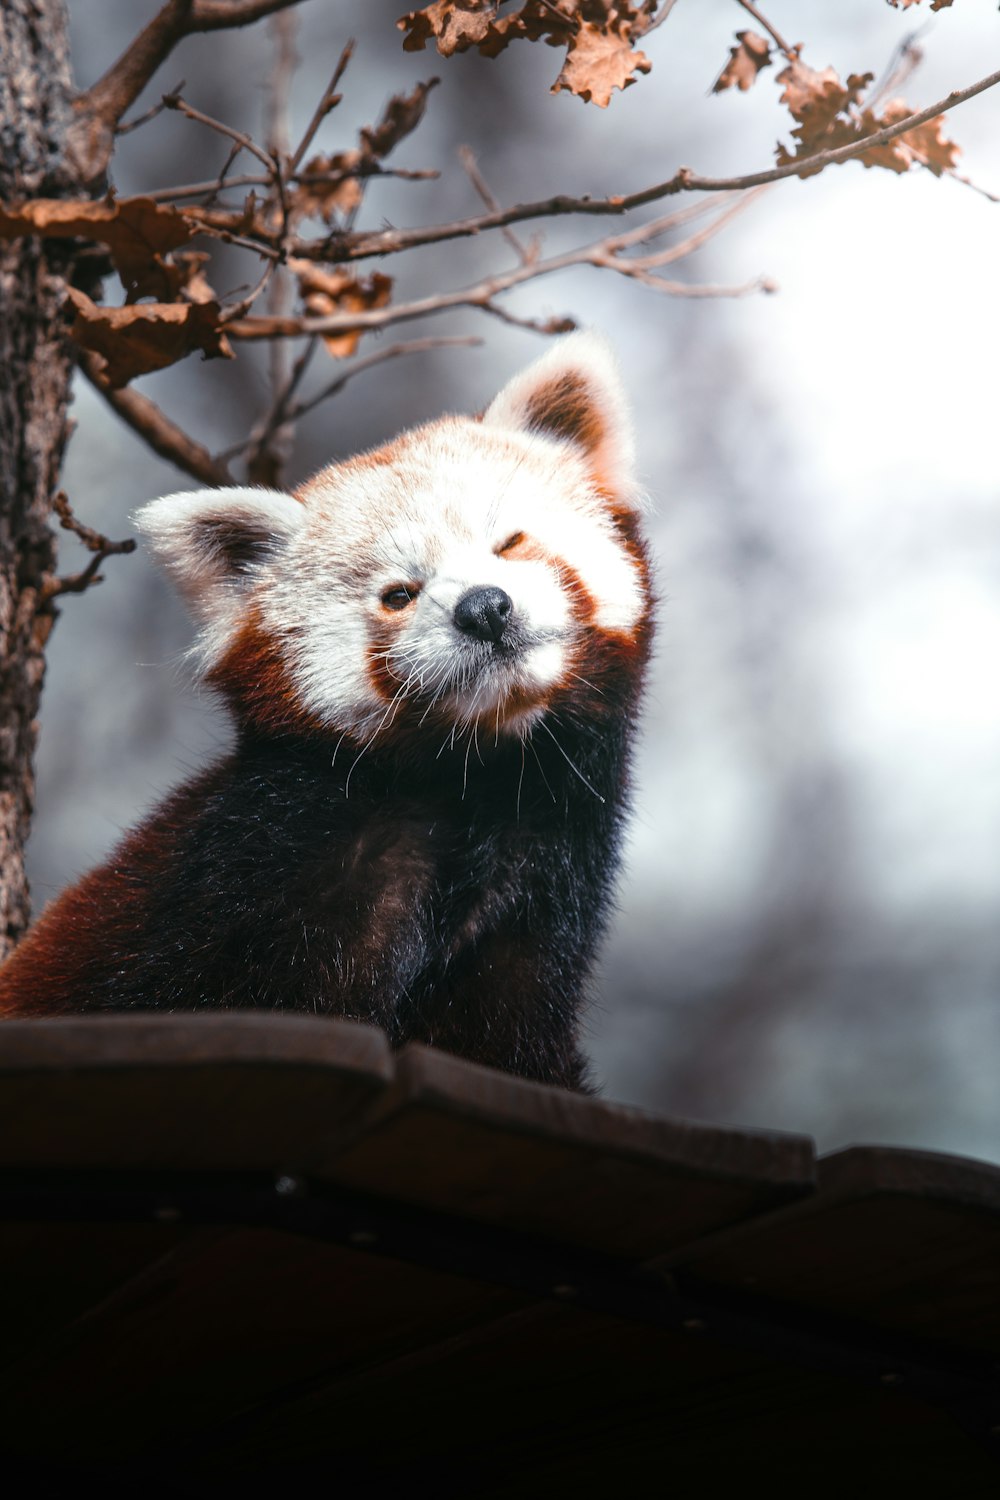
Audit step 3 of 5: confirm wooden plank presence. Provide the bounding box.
[663,1145,1000,1355]
[325,1043,816,1258]
[0,1016,392,1173]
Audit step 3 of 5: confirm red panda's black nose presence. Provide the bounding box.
[454,586,513,645]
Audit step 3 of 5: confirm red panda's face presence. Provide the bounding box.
[135,333,651,752]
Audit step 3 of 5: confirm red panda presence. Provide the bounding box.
[0,333,653,1090]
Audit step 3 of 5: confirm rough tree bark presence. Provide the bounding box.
[0,0,75,959]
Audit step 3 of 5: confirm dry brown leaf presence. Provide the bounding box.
[553,20,651,108]
[399,0,497,53]
[294,149,365,223]
[149,250,220,305]
[777,60,872,142]
[478,0,569,57]
[713,31,772,94]
[774,61,878,177]
[294,80,439,226]
[362,79,441,159]
[848,110,912,175]
[0,196,198,300]
[852,101,960,176]
[398,1,657,105]
[66,287,233,388]
[289,260,393,357]
[888,0,952,8]
[900,113,961,174]
[775,65,962,182]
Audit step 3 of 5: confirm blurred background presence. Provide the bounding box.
[35,0,1000,1157]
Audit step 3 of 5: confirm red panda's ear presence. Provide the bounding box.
[133,487,304,618]
[482,331,638,501]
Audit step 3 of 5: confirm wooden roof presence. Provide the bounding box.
[0,1015,997,1485]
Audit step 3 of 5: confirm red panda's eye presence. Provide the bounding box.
[497,531,525,555]
[381,585,418,611]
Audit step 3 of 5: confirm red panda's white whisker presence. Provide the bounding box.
[567,669,606,698]
[527,737,557,804]
[537,720,606,804]
[462,725,474,799]
[344,678,410,796]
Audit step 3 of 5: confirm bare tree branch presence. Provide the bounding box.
[478,304,576,335]
[289,39,354,173]
[645,0,683,36]
[312,64,1000,266]
[40,492,137,603]
[458,145,532,265]
[221,337,482,472]
[144,173,270,202]
[227,200,776,343]
[240,336,319,476]
[164,92,278,174]
[734,0,796,62]
[77,352,232,486]
[116,77,185,135]
[281,336,484,425]
[68,0,310,181]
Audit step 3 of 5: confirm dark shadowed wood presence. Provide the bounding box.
[663,1145,1000,1356]
[0,1226,522,1465]
[0,1016,997,1479]
[193,1301,998,1487]
[326,1043,815,1257]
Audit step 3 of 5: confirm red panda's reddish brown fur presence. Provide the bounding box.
[0,334,653,1089]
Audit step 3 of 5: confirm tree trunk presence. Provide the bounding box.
[0,0,75,958]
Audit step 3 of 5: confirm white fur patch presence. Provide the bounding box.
[134,487,306,670]
[483,329,639,506]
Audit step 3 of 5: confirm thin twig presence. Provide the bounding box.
[283,337,483,425]
[237,335,319,469]
[144,173,270,202]
[648,274,775,297]
[942,166,1000,204]
[459,145,531,264]
[645,0,683,36]
[51,490,136,557]
[77,351,232,486]
[313,63,1000,266]
[289,39,355,173]
[734,0,796,61]
[199,224,283,261]
[605,185,768,269]
[39,491,138,603]
[116,78,184,135]
[218,257,276,322]
[164,92,277,174]
[228,217,776,343]
[479,304,577,335]
[865,35,925,113]
[202,141,244,211]
[69,0,310,180]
